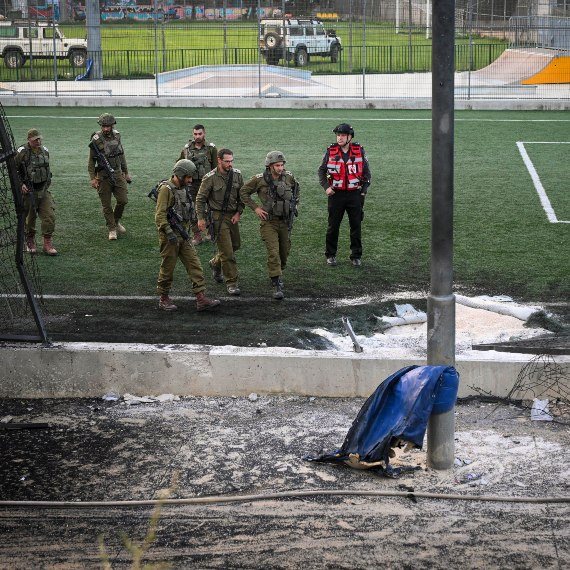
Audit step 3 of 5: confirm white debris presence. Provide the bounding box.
[376,303,427,329]
[102,392,120,401]
[0,415,14,423]
[455,294,542,321]
[531,399,553,421]
[248,393,259,402]
[155,393,179,402]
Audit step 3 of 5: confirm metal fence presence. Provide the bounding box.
[0,2,568,100]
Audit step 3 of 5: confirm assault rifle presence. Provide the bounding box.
[88,139,116,184]
[148,184,191,242]
[287,181,300,237]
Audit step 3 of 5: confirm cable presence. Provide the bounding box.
[0,489,568,509]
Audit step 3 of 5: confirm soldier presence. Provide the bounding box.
[318,123,371,267]
[196,148,244,296]
[155,159,220,312]
[88,113,132,241]
[15,129,57,255]
[241,151,299,300]
[178,124,217,246]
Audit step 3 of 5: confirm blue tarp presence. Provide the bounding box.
[306,365,459,468]
[75,58,93,81]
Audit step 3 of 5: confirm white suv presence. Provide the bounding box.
[0,20,87,69]
[259,19,342,67]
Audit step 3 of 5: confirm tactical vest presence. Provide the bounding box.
[183,142,211,180]
[263,172,293,218]
[20,145,50,185]
[92,130,124,171]
[326,143,364,191]
[160,179,194,223]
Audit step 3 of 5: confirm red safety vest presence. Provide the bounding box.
[326,143,365,191]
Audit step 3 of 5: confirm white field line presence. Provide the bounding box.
[516,141,569,224]
[5,115,570,123]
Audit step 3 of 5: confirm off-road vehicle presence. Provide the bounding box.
[0,20,87,69]
[259,18,341,67]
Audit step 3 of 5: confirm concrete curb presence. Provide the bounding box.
[1,96,569,110]
[2,342,568,399]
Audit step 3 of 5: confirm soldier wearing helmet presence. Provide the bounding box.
[178,123,218,246]
[196,149,244,297]
[318,123,371,267]
[154,159,220,312]
[88,113,133,241]
[15,128,58,255]
[240,151,299,300]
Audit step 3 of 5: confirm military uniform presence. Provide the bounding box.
[196,167,244,289]
[241,170,299,280]
[15,139,56,251]
[179,140,217,236]
[88,128,129,232]
[155,176,206,296]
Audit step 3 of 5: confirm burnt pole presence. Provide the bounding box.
[426,0,456,470]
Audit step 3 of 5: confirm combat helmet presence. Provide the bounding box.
[173,159,197,179]
[265,150,286,167]
[98,113,116,126]
[333,123,354,137]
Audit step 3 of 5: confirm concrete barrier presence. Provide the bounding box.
[2,342,568,399]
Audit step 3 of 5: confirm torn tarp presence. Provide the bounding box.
[306,365,459,469]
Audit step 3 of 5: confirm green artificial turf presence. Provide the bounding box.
[6,107,569,302]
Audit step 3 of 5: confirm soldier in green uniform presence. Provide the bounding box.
[178,124,217,246]
[241,151,299,300]
[196,148,244,296]
[88,113,132,241]
[15,129,57,255]
[155,159,221,312]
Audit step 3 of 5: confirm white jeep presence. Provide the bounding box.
[0,20,87,69]
[259,18,341,67]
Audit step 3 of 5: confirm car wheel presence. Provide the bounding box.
[4,50,24,69]
[264,32,281,49]
[330,44,339,63]
[295,48,308,67]
[69,49,87,67]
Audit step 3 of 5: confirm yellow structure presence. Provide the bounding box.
[521,56,570,84]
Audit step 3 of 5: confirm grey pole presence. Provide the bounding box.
[85,0,102,79]
[426,0,456,470]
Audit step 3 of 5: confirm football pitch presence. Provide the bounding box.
[6,107,569,343]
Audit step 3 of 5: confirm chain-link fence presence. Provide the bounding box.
[0,0,568,99]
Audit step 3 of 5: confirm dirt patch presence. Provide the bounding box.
[0,396,568,568]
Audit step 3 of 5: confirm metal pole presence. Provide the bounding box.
[427,0,456,471]
[348,0,353,71]
[426,0,430,39]
[396,0,400,33]
[51,14,58,96]
[362,0,367,99]
[257,0,261,97]
[154,0,159,97]
[86,0,102,79]
[223,0,227,65]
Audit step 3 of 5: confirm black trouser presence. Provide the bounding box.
[325,190,362,260]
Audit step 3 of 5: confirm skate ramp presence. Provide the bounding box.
[157,65,316,97]
[470,48,561,85]
[521,55,570,84]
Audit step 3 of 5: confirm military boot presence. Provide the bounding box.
[25,234,37,254]
[196,291,220,312]
[271,276,284,300]
[42,235,58,256]
[158,294,177,311]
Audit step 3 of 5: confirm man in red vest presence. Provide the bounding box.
[318,123,371,267]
